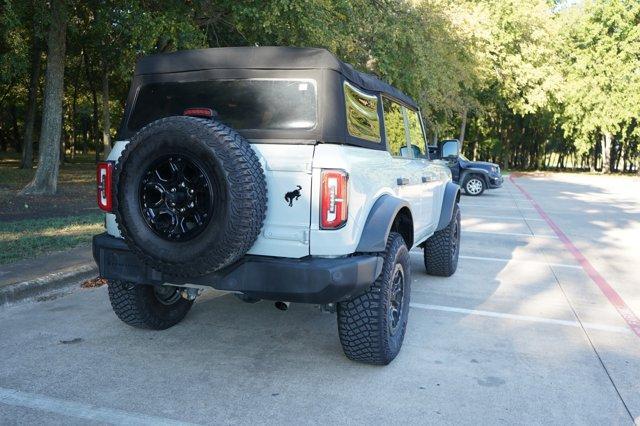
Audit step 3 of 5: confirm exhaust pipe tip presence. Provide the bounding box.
[274,301,290,311]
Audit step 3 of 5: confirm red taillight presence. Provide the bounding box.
[183,108,213,118]
[97,161,114,212]
[320,169,348,229]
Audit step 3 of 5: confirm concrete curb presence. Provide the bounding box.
[0,263,98,307]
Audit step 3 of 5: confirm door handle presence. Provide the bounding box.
[421,176,429,183]
[397,177,410,186]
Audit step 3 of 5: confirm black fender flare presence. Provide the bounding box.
[356,195,412,252]
[436,182,461,231]
[460,168,490,187]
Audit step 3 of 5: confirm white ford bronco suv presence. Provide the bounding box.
[93,47,461,365]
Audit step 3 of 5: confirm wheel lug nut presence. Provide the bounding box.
[171,188,176,192]
[180,208,185,212]
[188,189,194,194]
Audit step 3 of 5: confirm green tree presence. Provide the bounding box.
[20,0,67,195]
[557,0,640,173]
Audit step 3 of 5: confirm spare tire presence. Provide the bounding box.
[113,116,267,277]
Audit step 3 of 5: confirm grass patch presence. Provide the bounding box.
[0,213,103,264]
[0,162,95,190]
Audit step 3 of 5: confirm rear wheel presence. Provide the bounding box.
[107,280,193,330]
[464,175,485,196]
[337,232,411,365]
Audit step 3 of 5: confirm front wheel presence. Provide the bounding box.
[463,175,485,196]
[424,204,461,277]
[107,280,194,330]
[337,232,411,365]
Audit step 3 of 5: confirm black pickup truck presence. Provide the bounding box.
[429,139,503,196]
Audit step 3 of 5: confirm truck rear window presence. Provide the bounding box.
[127,79,317,132]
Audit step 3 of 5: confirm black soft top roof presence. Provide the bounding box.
[135,46,418,109]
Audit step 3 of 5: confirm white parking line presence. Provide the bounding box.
[409,303,631,334]
[459,255,581,269]
[461,203,536,210]
[0,387,195,426]
[463,230,559,239]
[409,251,580,269]
[462,214,545,222]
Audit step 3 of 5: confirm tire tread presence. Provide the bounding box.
[424,204,460,277]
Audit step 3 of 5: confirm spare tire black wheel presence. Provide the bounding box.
[114,116,267,277]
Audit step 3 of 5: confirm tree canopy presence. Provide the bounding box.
[0,0,638,193]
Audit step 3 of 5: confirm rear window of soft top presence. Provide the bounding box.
[127,79,317,132]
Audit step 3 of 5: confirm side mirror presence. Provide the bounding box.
[440,139,460,160]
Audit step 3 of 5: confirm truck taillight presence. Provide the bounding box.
[97,161,114,212]
[320,169,348,229]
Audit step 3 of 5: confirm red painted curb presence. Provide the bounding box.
[509,175,640,338]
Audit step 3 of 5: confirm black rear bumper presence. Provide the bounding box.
[92,233,383,304]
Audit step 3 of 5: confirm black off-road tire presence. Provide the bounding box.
[114,116,267,277]
[337,232,411,365]
[424,204,460,277]
[463,175,485,196]
[107,280,193,330]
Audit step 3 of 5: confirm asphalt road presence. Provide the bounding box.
[1,173,639,425]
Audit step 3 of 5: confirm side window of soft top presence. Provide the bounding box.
[343,82,381,143]
[382,98,408,157]
[382,97,429,159]
[405,108,428,158]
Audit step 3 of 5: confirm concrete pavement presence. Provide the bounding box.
[0,173,639,424]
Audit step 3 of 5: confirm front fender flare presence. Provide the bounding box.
[356,195,411,253]
[460,168,490,187]
[436,182,461,231]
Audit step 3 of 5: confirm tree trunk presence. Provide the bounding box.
[82,119,88,154]
[432,124,439,146]
[458,106,467,147]
[71,82,77,159]
[615,143,623,172]
[82,50,99,161]
[59,107,66,163]
[20,0,67,196]
[21,36,42,169]
[91,86,99,162]
[601,132,612,174]
[101,57,111,160]
[10,104,21,151]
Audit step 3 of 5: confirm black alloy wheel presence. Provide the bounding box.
[139,154,217,242]
[451,210,460,259]
[388,263,405,336]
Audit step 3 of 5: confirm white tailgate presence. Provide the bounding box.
[247,144,314,258]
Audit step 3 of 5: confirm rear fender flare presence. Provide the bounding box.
[356,195,412,252]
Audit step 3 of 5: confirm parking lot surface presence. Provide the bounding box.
[1,173,639,425]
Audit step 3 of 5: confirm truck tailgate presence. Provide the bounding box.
[247,144,314,258]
